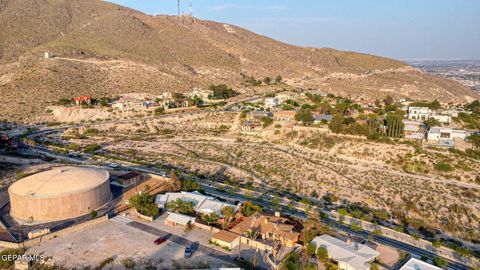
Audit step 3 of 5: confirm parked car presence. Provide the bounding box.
[184,245,192,258]
[154,237,166,245]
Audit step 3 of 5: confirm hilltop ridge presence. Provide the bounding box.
[0,0,477,122]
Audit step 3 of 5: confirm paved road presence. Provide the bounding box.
[126,220,270,269]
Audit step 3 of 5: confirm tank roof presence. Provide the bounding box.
[9,166,109,198]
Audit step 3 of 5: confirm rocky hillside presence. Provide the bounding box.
[0,0,477,122]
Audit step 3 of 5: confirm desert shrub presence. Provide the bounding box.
[434,161,454,172]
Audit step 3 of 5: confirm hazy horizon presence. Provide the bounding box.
[107,0,480,61]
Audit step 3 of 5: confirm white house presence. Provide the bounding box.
[408,107,451,124]
[112,96,146,110]
[430,114,451,124]
[427,127,468,141]
[399,258,441,270]
[408,107,432,121]
[156,191,238,216]
[264,97,280,109]
[311,235,379,270]
[427,127,468,147]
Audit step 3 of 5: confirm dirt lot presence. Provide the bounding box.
[26,219,235,269]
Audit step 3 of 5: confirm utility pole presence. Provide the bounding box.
[189,0,192,16]
[177,0,180,16]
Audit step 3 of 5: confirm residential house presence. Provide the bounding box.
[273,111,297,122]
[156,191,238,217]
[408,107,432,121]
[426,127,469,147]
[112,96,146,110]
[310,234,379,270]
[403,120,427,140]
[165,212,196,227]
[399,258,442,270]
[72,96,92,106]
[408,107,451,124]
[264,97,280,109]
[277,91,299,102]
[229,212,300,250]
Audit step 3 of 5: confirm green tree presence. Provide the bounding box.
[154,107,165,115]
[433,257,448,269]
[181,179,200,191]
[432,239,443,248]
[208,84,238,99]
[468,133,480,149]
[306,242,317,257]
[83,143,101,154]
[201,213,220,226]
[221,205,235,221]
[316,246,328,261]
[128,192,159,217]
[263,77,272,84]
[99,97,109,107]
[261,116,273,128]
[383,95,394,106]
[295,109,314,125]
[241,201,262,217]
[424,117,441,128]
[167,198,195,215]
[275,75,283,83]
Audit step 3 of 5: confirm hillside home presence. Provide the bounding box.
[156,191,238,217]
[408,107,432,121]
[276,91,299,102]
[229,212,300,250]
[72,96,92,106]
[112,96,146,110]
[264,97,280,109]
[427,127,468,147]
[408,107,451,124]
[274,111,297,122]
[310,234,379,270]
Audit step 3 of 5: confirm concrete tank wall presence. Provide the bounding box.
[9,180,111,223]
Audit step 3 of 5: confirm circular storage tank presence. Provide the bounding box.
[8,166,111,223]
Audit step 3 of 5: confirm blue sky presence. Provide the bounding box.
[108,0,480,60]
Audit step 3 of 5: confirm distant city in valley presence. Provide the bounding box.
[409,60,480,92]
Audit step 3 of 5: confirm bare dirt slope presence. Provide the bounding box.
[0,0,477,122]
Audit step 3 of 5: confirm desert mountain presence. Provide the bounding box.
[0,0,477,122]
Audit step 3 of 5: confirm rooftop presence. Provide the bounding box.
[229,212,299,241]
[399,258,442,270]
[311,234,379,270]
[212,230,240,243]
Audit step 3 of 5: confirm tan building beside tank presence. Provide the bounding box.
[8,166,111,223]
